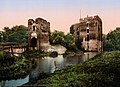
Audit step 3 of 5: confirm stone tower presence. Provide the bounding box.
[70,15,102,52]
[28,18,50,51]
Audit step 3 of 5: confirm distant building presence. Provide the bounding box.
[28,18,50,51]
[70,15,102,52]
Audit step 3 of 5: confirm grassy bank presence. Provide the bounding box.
[26,51,120,87]
[0,51,32,81]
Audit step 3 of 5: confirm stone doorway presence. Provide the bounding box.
[31,37,37,50]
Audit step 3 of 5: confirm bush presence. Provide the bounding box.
[0,51,32,81]
[0,51,16,67]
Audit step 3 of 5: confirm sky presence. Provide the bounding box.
[0,0,120,34]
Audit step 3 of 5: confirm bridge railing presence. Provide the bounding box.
[0,42,27,55]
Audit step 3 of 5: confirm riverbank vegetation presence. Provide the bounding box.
[0,51,32,81]
[22,50,58,58]
[26,51,120,87]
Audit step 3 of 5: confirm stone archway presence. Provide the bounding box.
[31,37,37,50]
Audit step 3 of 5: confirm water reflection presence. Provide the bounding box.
[82,52,98,61]
[30,52,98,79]
[0,75,29,87]
[0,52,98,86]
[30,55,65,79]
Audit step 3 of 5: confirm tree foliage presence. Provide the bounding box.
[50,30,79,52]
[103,27,120,51]
[49,30,65,45]
[0,25,28,45]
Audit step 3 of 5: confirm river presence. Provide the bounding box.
[0,51,98,87]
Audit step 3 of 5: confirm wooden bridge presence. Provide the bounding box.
[0,42,27,55]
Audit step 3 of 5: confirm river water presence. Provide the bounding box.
[0,52,98,87]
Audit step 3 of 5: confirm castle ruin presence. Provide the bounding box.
[28,18,50,51]
[70,15,102,52]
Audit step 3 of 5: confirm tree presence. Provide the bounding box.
[49,30,65,45]
[103,27,120,51]
[50,31,79,52]
[102,34,113,51]
[0,25,28,45]
[63,33,79,52]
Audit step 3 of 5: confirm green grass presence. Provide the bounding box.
[27,51,120,87]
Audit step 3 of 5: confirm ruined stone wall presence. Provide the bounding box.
[28,18,50,50]
[70,15,102,52]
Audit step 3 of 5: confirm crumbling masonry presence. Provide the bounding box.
[70,15,102,52]
[28,18,50,51]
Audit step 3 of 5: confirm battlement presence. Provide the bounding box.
[79,15,102,23]
[70,15,102,52]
